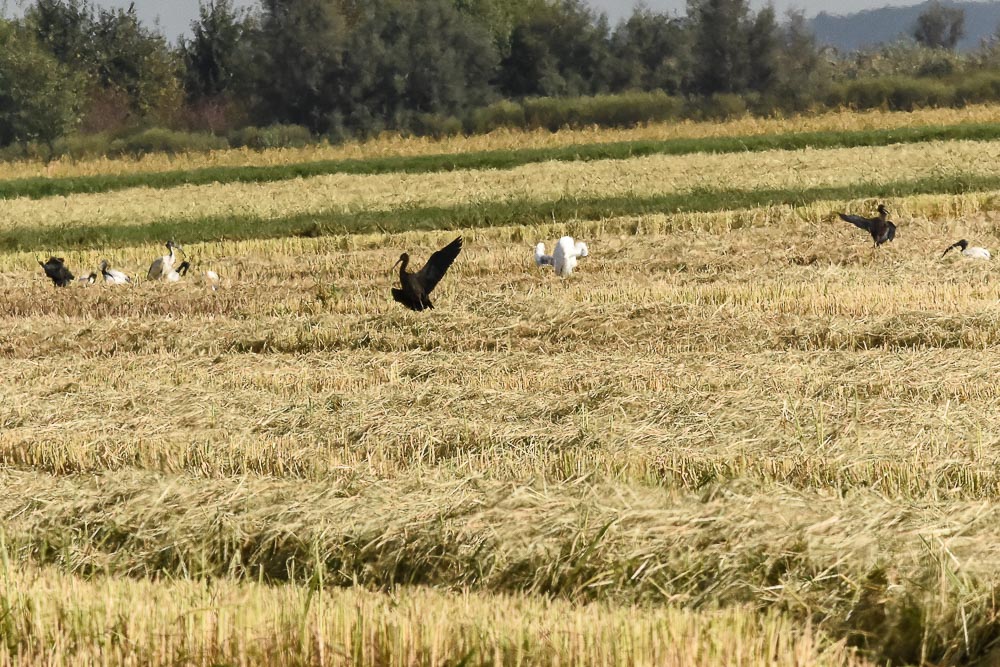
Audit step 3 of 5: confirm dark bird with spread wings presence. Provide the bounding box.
[391,236,463,311]
[838,203,896,248]
[39,256,75,287]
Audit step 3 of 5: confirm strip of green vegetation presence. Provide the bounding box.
[7,122,1000,200]
[7,171,999,252]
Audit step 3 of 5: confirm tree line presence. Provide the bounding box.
[0,0,994,158]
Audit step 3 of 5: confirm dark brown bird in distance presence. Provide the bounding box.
[39,256,74,286]
[391,236,463,311]
[838,203,896,248]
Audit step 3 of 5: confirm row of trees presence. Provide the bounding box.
[0,0,989,155]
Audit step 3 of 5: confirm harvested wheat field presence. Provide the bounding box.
[7,108,1000,666]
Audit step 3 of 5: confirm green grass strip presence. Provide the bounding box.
[7,171,1000,252]
[7,122,1000,200]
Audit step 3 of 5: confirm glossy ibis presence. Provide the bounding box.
[838,204,896,248]
[39,257,74,287]
[391,236,462,311]
[552,236,589,277]
[942,239,991,260]
[100,260,131,284]
[147,241,184,280]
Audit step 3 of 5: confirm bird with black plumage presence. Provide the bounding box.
[38,256,75,287]
[391,236,462,311]
[838,203,896,248]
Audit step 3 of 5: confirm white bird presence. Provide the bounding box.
[164,260,190,282]
[942,239,990,260]
[534,242,553,267]
[552,236,590,277]
[77,272,97,285]
[147,240,184,280]
[99,259,130,284]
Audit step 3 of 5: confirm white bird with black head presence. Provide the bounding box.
[100,260,131,284]
[147,240,184,281]
[942,239,991,260]
[534,242,553,267]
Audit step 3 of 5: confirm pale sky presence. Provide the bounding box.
[3,0,932,42]
[590,0,928,21]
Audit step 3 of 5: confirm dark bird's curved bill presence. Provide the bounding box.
[391,236,463,311]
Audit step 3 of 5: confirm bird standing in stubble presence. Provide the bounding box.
[38,257,74,286]
[838,204,896,248]
[391,236,463,311]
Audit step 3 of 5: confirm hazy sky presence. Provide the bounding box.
[589,0,928,22]
[4,0,929,42]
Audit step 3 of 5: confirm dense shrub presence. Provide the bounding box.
[469,91,684,133]
[831,76,956,111]
[109,128,227,156]
[229,124,313,150]
[953,71,1000,105]
[468,100,528,133]
[694,93,751,120]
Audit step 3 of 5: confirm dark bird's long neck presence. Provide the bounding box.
[398,256,409,279]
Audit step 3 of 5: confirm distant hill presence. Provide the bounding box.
[810,0,1000,52]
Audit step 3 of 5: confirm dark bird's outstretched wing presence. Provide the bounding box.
[838,213,873,232]
[392,287,423,311]
[881,223,896,244]
[40,258,74,286]
[417,236,463,296]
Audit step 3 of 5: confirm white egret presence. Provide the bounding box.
[552,236,589,277]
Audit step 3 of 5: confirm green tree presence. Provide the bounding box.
[89,5,184,123]
[771,10,828,112]
[609,6,689,94]
[181,0,255,102]
[0,22,82,156]
[913,1,965,50]
[687,0,750,95]
[746,4,778,93]
[498,0,612,98]
[339,0,498,133]
[452,0,544,55]
[254,0,347,132]
[24,0,95,70]
[25,0,183,127]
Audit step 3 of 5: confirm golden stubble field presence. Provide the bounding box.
[6,115,1000,665]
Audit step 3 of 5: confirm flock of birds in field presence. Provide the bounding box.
[838,203,991,259]
[34,203,990,311]
[39,240,220,290]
